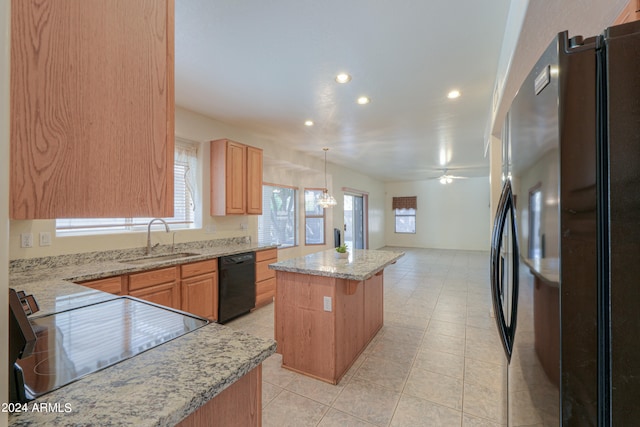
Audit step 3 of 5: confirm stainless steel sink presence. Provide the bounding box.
[120,252,199,265]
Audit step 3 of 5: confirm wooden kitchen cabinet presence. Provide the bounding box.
[210,139,263,216]
[614,0,640,25]
[363,271,384,341]
[10,0,174,219]
[181,259,218,321]
[129,266,181,310]
[255,248,277,308]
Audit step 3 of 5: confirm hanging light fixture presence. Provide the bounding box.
[318,147,337,208]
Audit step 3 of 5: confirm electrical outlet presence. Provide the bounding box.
[323,296,332,312]
[240,223,248,230]
[205,224,216,234]
[39,232,52,246]
[21,233,33,248]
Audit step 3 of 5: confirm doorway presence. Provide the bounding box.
[344,193,367,250]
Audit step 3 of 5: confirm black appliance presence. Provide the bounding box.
[491,21,640,425]
[218,252,256,323]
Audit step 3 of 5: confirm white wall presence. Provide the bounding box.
[1,0,10,421]
[8,106,387,261]
[384,177,491,251]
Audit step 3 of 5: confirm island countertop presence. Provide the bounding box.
[269,248,404,281]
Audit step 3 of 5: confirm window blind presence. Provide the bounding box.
[392,196,417,210]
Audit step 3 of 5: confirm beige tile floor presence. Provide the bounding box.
[227,247,508,427]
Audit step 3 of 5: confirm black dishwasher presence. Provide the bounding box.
[218,252,256,323]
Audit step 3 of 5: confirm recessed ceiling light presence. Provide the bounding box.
[304,120,314,126]
[335,73,352,84]
[447,90,461,99]
[357,96,370,105]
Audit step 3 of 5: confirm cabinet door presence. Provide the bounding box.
[226,142,247,214]
[182,273,217,321]
[10,0,174,219]
[246,146,263,215]
[130,282,181,310]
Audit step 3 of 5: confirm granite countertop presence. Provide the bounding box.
[10,237,276,317]
[523,257,559,287]
[269,248,404,281]
[8,237,277,426]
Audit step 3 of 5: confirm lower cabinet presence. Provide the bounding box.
[129,267,181,310]
[255,248,277,308]
[181,259,218,321]
[79,259,219,320]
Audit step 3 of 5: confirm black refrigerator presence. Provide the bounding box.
[490,20,640,426]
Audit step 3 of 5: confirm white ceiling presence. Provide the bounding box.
[174,1,512,182]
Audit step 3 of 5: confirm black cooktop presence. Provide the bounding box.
[15,297,209,400]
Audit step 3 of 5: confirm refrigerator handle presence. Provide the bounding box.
[490,180,519,362]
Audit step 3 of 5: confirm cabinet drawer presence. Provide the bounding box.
[256,259,276,282]
[255,277,276,307]
[256,248,277,262]
[181,259,217,279]
[81,276,123,295]
[256,277,276,296]
[129,266,178,291]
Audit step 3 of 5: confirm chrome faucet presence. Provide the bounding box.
[146,218,170,255]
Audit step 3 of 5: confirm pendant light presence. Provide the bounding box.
[318,147,337,208]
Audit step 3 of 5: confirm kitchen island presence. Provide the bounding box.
[269,248,404,384]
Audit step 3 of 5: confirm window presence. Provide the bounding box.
[304,189,325,245]
[258,184,297,248]
[393,196,417,234]
[56,140,199,234]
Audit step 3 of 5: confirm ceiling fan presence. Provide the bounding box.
[430,169,468,184]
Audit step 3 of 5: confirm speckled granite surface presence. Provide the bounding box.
[10,237,277,304]
[8,237,277,426]
[269,248,404,280]
[9,322,276,426]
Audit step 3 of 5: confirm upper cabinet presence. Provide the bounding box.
[210,139,263,216]
[615,0,640,25]
[10,0,175,219]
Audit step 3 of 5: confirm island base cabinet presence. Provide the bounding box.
[177,365,262,427]
[275,271,384,384]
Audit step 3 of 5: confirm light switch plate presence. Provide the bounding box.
[323,296,332,312]
[39,232,52,246]
[21,233,33,248]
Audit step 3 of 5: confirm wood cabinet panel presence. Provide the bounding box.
[210,139,263,216]
[226,141,247,214]
[335,279,365,378]
[177,365,262,427]
[128,266,178,291]
[255,277,276,308]
[255,248,277,262]
[181,259,218,279]
[255,248,277,308]
[181,273,217,321]
[130,282,180,310]
[275,269,386,384]
[80,276,124,295]
[10,0,174,219]
[256,260,276,282]
[363,272,384,342]
[614,0,640,25]
[246,146,263,215]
